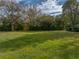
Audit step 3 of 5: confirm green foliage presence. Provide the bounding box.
[0,17,11,31]
[63,0,79,31]
[29,15,64,31]
[29,15,54,30]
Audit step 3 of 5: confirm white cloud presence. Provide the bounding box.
[37,0,63,16]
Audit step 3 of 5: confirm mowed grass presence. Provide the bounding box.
[0,31,79,59]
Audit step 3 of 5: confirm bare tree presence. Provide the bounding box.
[21,5,41,31]
[5,1,21,31]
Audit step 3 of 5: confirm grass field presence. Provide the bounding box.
[0,31,79,59]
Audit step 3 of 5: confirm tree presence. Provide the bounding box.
[7,2,21,31]
[23,15,29,31]
[63,0,79,31]
[0,0,22,31]
[0,0,10,31]
[22,5,41,31]
[53,15,64,30]
[29,15,54,31]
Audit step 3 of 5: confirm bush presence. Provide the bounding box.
[73,24,79,32]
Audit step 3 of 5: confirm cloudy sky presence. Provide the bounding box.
[16,0,66,15]
[38,0,63,15]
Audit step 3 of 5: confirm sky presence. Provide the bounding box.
[18,0,66,15]
[38,0,64,15]
[10,0,67,15]
[16,0,22,2]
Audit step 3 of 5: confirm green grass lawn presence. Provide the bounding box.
[0,31,79,59]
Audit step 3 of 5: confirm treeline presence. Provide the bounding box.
[0,0,79,32]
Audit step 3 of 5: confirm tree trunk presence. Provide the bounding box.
[11,23,15,31]
[23,23,29,31]
[23,16,29,31]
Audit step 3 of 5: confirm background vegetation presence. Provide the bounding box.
[0,0,79,32]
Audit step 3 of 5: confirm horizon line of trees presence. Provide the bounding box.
[0,0,79,32]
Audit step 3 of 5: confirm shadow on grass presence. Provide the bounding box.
[0,32,77,52]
